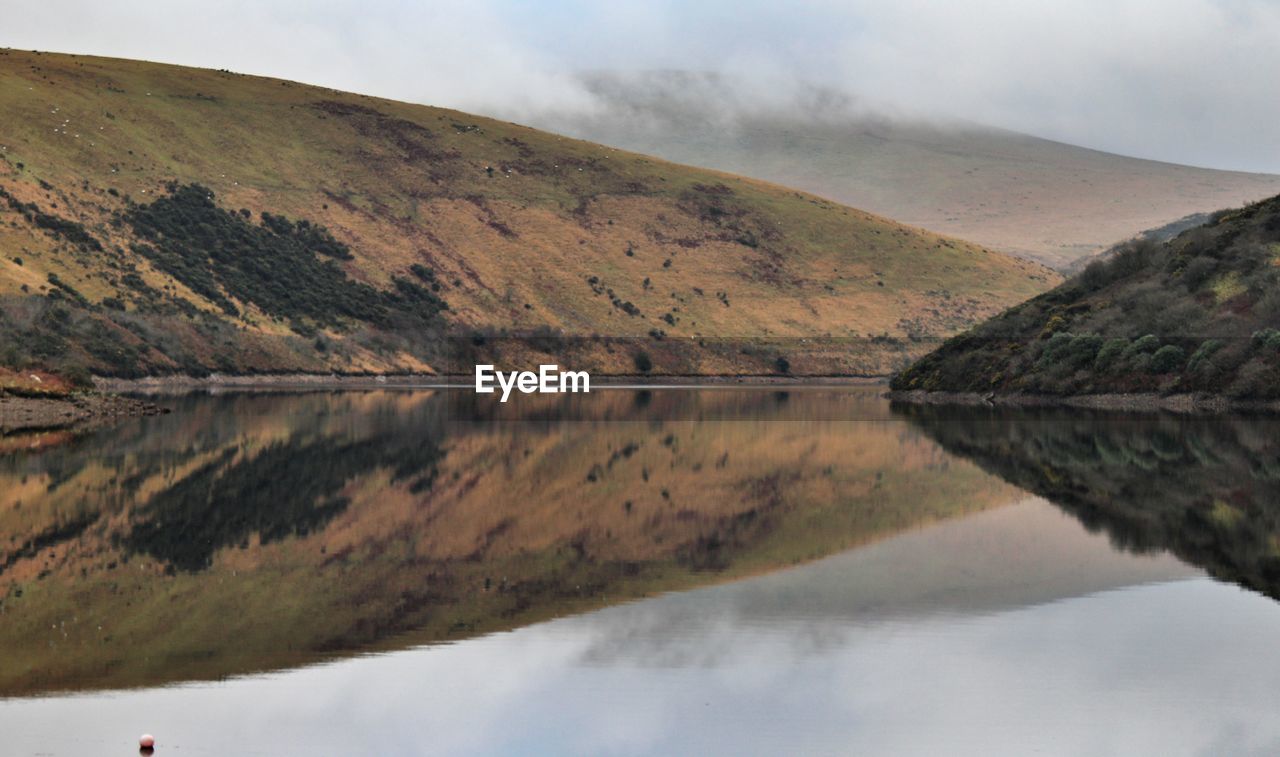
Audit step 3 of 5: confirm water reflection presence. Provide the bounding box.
[3,499,1266,757]
[6,390,1280,755]
[0,388,1017,695]
[896,403,1280,601]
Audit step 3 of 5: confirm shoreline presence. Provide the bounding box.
[0,393,168,435]
[11,374,891,434]
[94,373,888,394]
[886,389,1280,414]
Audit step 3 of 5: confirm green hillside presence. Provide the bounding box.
[0,50,1056,380]
[892,193,1280,399]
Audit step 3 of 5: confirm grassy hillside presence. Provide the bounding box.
[0,51,1055,379]
[0,389,1021,694]
[891,194,1280,398]
[522,72,1280,270]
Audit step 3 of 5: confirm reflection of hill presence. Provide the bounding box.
[573,497,1195,668]
[0,389,1019,695]
[898,404,1280,601]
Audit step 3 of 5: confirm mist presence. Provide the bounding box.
[4,0,1280,173]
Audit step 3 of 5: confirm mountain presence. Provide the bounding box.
[0,51,1055,379]
[519,71,1280,270]
[890,193,1280,400]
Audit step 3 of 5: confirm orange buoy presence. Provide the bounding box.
[139,733,155,749]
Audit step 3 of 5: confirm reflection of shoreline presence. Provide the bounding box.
[890,388,1280,414]
[0,389,1016,696]
[899,403,1280,602]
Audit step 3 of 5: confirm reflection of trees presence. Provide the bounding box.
[897,404,1280,600]
[125,433,444,571]
[0,392,447,576]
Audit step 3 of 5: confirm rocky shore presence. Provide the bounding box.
[0,393,168,434]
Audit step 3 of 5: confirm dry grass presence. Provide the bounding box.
[0,50,1058,376]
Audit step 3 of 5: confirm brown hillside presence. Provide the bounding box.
[0,50,1056,378]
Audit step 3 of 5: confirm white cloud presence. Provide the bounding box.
[4,0,1279,171]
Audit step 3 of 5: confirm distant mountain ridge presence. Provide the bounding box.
[518,71,1280,270]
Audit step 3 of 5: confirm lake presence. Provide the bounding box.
[1,387,1279,755]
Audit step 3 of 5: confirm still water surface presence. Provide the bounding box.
[1,388,1278,755]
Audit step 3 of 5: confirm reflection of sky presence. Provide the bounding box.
[4,500,1275,756]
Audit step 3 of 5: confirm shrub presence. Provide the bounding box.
[1182,257,1217,290]
[123,184,442,330]
[1150,345,1186,374]
[1124,334,1161,358]
[1039,333,1102,370]
[633,351,653,373]
[1094,338,1129,371]
[1078,259,1110,292]
[1251,328,1280,352]
[1187,339,1225,373]
[1228,358,1274,398]
[1109,238,1157,279]
[61,364,93,388]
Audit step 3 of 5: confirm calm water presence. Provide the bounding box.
[1,387,1279,755]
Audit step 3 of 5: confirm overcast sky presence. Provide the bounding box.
[5,0,1280,173]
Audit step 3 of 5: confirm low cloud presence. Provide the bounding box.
[5,0,1280,172]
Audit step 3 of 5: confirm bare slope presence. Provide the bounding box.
[0,51,1055,378]
[522,72,1280,270]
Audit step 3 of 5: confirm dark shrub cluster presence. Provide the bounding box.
[0,186,103,252]
[125,183,445,329]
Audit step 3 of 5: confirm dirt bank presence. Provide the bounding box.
[0,393,168,434]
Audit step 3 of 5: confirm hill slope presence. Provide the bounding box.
[521,72,1280,270]
[0,51,1054,379]
[891,193,1280,399]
